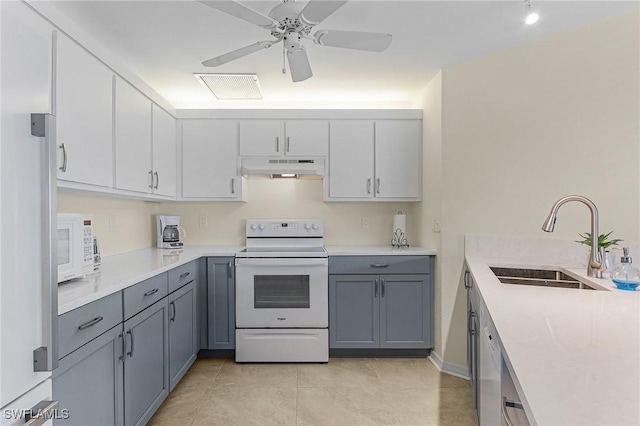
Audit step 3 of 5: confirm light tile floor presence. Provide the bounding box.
[148,357,476,426]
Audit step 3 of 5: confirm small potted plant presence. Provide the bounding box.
[576,231,622,270]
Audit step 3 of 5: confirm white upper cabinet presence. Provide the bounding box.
[374,120,421,199]
[114,77,153,194]
[328,121,374,199]
[239,120,328,157]
[181,120,242,200]
[56,32,113,187]
[326,119,421,201]
[152,105,177,197]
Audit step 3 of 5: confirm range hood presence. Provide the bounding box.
[241,158,325,179]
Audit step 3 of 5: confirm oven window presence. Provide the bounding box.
[254,275,310,309]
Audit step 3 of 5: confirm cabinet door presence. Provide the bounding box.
[115,77,152,193]
[152,105,177,197]
[379,274,430,348]
[182,120,240,199]
[123,300,168,426]
[53,325,124,426]
[56,32,113,187]
[207,257,235,350]
[374,120,421,199]
[329,275,379,348]
[239,120,282,156]
[168,281,197,391]
[328,120,374,199]
[284,120,328,156]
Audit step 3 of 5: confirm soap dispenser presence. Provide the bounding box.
[611,247,640,291]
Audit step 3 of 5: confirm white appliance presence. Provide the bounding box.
[57,213,94,283]
[1,2,59,423]
[241,158,325,179]
[235,219,329,362]
[156,215,185,249]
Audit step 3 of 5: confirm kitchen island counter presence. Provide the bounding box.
[465,236,639,426]
[58,245,242,314]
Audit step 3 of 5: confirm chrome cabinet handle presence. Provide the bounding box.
[468,311,476,335]
[464,270,472,289]
[59,143,67,172]
[230,177,235,194]
[374,279,378,297]
[366,178,371,194]
[154,171,159,189]
[126,330,134,358]
[376,178,381,194]
[144,288,159,296]
[24,400,60,426]
[381,279,386,297]
[286,136,290,152]
[502,397,524,426]
[119,332,125,360]
[170,301,176,322]
[276,136,279,152]
[148,170,153,189]
[78,316,104,330]
[370,263,389,268]
[227,261,233,278]
[179,272,190,279]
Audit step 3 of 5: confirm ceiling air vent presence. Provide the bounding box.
[194,73,262,100]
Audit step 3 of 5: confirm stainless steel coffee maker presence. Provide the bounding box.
[156,215,186,249]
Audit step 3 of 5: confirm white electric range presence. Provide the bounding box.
[235,219,328,362]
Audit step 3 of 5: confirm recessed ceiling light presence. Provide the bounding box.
[524,0,539,25]
[194,73,263,100]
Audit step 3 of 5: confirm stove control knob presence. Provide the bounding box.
[258,224,265,231]
[304,223,311,230]
[250,224,257,231]
[311,223,319,231]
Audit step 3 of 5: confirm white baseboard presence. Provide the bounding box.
[429,351,470,380]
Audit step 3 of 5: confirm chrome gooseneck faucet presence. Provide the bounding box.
[542,195,604,278]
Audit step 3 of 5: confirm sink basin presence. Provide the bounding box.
[490,267,597,290]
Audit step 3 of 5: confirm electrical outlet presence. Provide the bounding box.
[109,215,117,232]
[361,216,370,229]
[432,217,441,233]
[198,215,208,228]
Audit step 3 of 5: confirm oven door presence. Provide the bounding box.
[235,257,328,328]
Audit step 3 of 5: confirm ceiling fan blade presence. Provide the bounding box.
[299,1,348,26]
[287,47,313,82]
[314,29,392,52]
[202,40,275,67]
[198,1,279,30]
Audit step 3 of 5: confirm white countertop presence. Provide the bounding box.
[325,245,436,256]
[59,244,435,314]
[58,246,242,314]
[465,236,639,426]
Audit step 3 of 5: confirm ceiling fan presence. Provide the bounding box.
[198,0,393,82]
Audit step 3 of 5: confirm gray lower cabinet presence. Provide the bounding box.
[329,255,434,350]
[53,325,124,426]
[168,280,197,391]
[206,257,235,350]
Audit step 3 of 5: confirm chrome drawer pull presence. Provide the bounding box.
[77,316,104,330]
[502,397,524,426]
[144,288,159,297]
[24,400,60,426]
[370,263,389,268]
[179,272,190,279]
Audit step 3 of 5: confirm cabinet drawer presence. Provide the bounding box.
[329,255,430,275]
[58,291,122,359]
[168,261,197,294]
[123,273,168,320]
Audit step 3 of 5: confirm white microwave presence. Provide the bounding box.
[57,213,94,283]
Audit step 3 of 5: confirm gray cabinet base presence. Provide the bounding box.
[330,348,431,358]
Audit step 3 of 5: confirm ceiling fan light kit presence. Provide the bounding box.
[198,0,393,82]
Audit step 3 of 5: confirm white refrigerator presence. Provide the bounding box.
[1,2,60,424]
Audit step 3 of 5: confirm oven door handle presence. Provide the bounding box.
[235,258,328,267]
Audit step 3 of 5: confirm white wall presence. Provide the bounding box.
[433,11,639,369]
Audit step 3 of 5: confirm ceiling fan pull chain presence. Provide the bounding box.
[282,42,286,74]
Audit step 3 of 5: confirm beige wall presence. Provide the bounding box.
[433,12,640,368]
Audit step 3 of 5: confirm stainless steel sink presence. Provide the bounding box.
[490,267,597,290]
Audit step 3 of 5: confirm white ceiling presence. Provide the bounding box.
[52,0,639,109]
